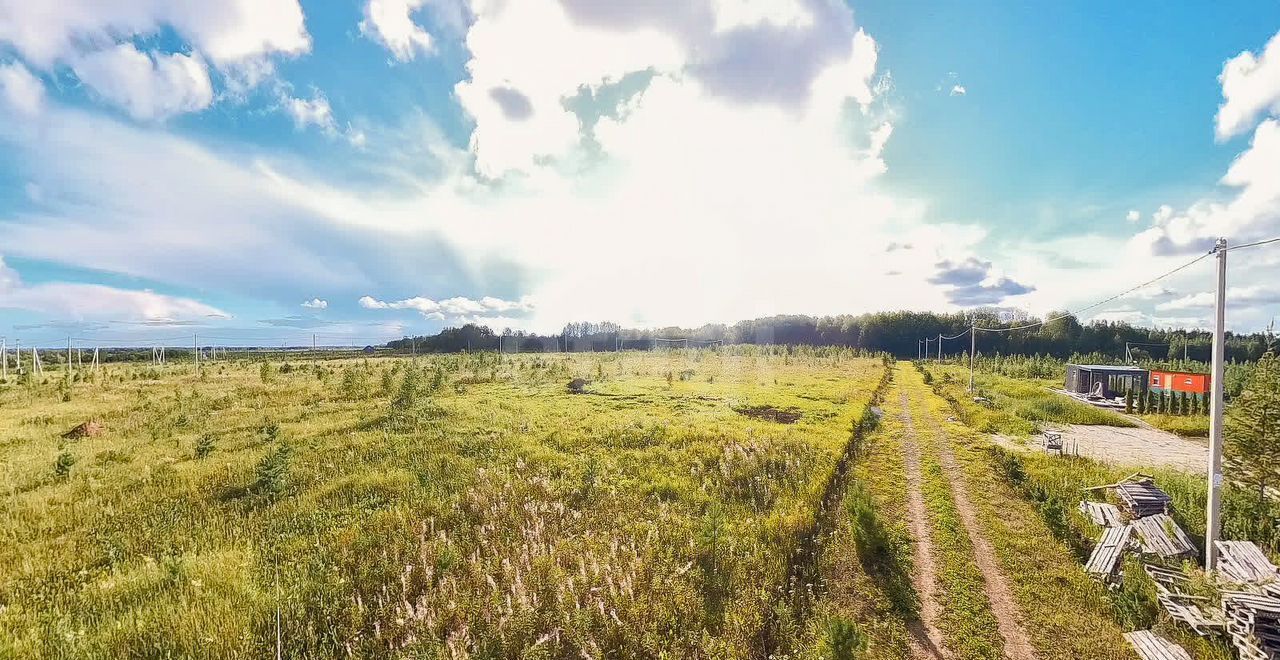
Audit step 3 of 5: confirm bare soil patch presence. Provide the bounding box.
[734,405,801,424]
[62,420,104,440]
[994,424,1207,473]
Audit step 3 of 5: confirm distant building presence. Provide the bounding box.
[1064,364,1148,398]
[1149,369,1210,395]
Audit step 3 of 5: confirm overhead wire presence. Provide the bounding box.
[974,250,1214,334]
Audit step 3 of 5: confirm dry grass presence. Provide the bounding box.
[0,348,887,658]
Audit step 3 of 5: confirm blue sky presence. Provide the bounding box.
[1,0,1279,347]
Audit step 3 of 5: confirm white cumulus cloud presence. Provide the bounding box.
[0,0,309,119]
[359,294,532,320]
[0,255,229,323]
[0,61,45,117]
[301,298,328,309]
[360,0,435,61]
[72,44,213,121]
[1217,29,1280,140]
[283,91,336,131]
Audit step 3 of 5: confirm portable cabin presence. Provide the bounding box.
[1149,370,1210,395]
[1064,364,1148,399]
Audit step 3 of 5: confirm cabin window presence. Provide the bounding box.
[1152,375,1161,385]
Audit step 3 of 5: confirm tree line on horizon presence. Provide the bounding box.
[386,310,1276,363]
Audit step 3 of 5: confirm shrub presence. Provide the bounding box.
[254,444,291,497]
[54,450,76,478]
[195,433,216,458]
[822,616,868,660]
[259,362,273,383]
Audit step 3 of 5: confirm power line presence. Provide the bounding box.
[1222,236,1280,252]
[975,250,1214,334]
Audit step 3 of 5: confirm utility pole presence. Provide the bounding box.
[1,338,6,380]
[917,339,922,361]
[937,333,942,362]
[969,324,976,393]
[1205,237,1228,571]
[194,334,199,371]
[16,339,21,375]
[67,337,72,378]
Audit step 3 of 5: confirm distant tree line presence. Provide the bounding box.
[387,310,1276,362]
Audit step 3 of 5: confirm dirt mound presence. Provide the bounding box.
[567,378,589,394]
[734,406,801,424]
[62,420,104,440]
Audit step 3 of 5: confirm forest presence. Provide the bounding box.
[388,311,1275,362]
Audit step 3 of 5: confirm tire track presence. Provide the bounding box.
[916,386,1037,660]
[898,389,951,660]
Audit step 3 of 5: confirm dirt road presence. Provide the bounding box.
[897,391,951,660]
[924,413,1038,660]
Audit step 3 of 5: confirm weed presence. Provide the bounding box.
[54,450,76,478]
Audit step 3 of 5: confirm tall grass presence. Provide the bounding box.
[0,348,888,657]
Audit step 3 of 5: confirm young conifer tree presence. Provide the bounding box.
[1226,333,1280,506]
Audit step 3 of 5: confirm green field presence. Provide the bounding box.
[5,349,1262,659]
[1,348,895,658]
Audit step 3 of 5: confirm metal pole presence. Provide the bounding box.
[1,338,5,380]
[67,337,72,378]
[937,333,942,362]
[1205,238,1228,571]
[194,334,199,371]
[969,325,975,393]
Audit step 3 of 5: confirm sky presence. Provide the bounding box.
[1,0,1280,347]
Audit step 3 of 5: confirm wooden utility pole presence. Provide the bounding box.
[194,334,199,371]
[67,337,72,378]
[969,324,976,393]
[1205,237,1228,570]
[1,338,6,380]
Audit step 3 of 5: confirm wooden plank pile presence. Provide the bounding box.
[1078,500,1123,527]
[1115,479,1172,518]
[1218,541,1280,595]
[1123,630,1192,660]
[1084,524,1132,584]
[1222,591,1280,660]
[1132,514,1196,559]
[1144,564,1191,594]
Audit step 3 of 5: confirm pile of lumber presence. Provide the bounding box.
[1218,541,1280,595]
[1078,500,1123,527]
[1131,514,1196,559]
[1115,480,1172,518]
[1084,524,1132,584]
[1223,591,1280,660]
[1123,630,1192,660]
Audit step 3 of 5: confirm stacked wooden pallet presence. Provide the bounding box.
[1218,541,1280,594]
[1078,500,1123,527]
[1123,630,1192,660]
[1144,564,1190,595]
[1131,514,1196,559]
[1222,591,1280,660]
[1115,480,1172,518]
[1085,524,1132,584]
